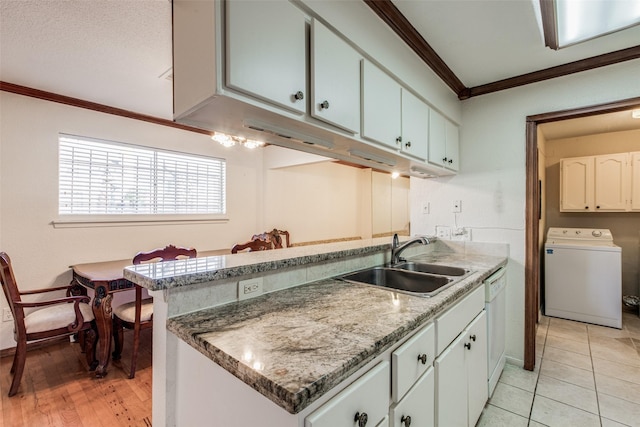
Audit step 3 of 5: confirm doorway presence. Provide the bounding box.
[523,96,640,371]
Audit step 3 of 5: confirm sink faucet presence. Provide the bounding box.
[391,233,430,265]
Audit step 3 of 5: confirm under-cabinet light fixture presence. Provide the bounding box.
[391,172,400,179]
[211,132,265,149]
[410,166,437,178]
[243,120,334,150]
[632,109,640,119]
[348,149,396,167]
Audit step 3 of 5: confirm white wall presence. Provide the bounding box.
[411,59,640,364]
[0,91,263,350]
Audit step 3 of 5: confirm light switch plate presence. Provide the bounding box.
[422,202,430,214]
[2,308,13,322]
[452,200,462,213]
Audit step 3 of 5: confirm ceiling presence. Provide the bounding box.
[1,0,639,136]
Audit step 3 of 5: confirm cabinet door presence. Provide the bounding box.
[362,60,402,149]
[466,311,488,427]
[400,89,429,160]
[226,0,306,113]
[560,156,594,211]
[390,368,434,427]
[392,322,435,402]
[595,153,629,211]
[311,19,361,133]
[428,109,446,168]
[305,361,390,427]
[632,152,640,211]
[445,120,460,171]
[434,333,467,427]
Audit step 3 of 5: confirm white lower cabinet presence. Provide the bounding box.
[390,367,435,427]
[434,285,488,427]
[305,361,390,427]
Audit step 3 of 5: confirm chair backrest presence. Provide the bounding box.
[231,229,290,254]
[0,252,23,324]
[132,244,197,265]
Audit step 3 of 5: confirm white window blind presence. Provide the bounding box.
[59,134,226,215]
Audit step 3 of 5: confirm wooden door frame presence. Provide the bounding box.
[524,96,640,370]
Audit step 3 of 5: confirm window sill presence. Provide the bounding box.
[51,215,229,228]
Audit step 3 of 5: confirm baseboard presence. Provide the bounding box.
[0,336,69,359]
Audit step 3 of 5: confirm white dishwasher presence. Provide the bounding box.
[485,266,506,398]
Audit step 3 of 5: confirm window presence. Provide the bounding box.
[59,134,226,216]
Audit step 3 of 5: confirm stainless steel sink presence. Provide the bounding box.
[341,267,456,297]
[392,261,469,277]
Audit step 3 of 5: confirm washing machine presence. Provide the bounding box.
[545,227,622,329]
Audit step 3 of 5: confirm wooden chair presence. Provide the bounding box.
[112,244,197,378]
[0,252,97,397]
[231,229,290,253]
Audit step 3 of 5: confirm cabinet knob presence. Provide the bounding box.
[320,100,330,110]
[405,141,412,148]
[293,91,304,101]
[596,205,601,209]
[448,159,453,164]
[401,415,412,426]
[354,411,368,427]
[464,342,472,350]
[417,353,428,365]
[470,334,476,342]
[396,136,402,144]
[443,157,448,162]
[585,206,589,209]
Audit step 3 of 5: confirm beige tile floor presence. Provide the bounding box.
[477,311,640,427]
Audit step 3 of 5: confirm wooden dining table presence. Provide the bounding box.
[69,249,228,377]
[69,258,136,377]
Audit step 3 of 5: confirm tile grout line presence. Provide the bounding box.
[585,328,604,427]
[528,320,547,425]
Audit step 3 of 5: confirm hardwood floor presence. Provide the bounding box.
[1,329,152,427]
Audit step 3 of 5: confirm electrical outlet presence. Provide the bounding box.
[435,225,451,240]
[451,227,472,241]
[452,200,462,213]
[238,277,264,301]
[2,308,13,322]
[422,201,430,214]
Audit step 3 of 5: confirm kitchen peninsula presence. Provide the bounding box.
[124,238,508,427]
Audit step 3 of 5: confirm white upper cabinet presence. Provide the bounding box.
[561,153,632,212]
[428,109,459,171]
[400,89,429,160]
[632,152,640,211]
[311,19,361,133]
[560,156,594,211]
[361,59,402,150]
[594,153,629,211]
[361,60,430,160]
[226,0,307,114]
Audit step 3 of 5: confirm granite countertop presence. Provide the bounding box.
[166,251,507,414]
[123,237,392,291]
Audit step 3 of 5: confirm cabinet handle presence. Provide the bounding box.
[320,100,330,109]
[417,353,428,365]
[464,342,471,350]
[470,334,476,342]
[354,411,368,427]
[293,91,304,101]
[405,141,412,149]
[401,415,412,426]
